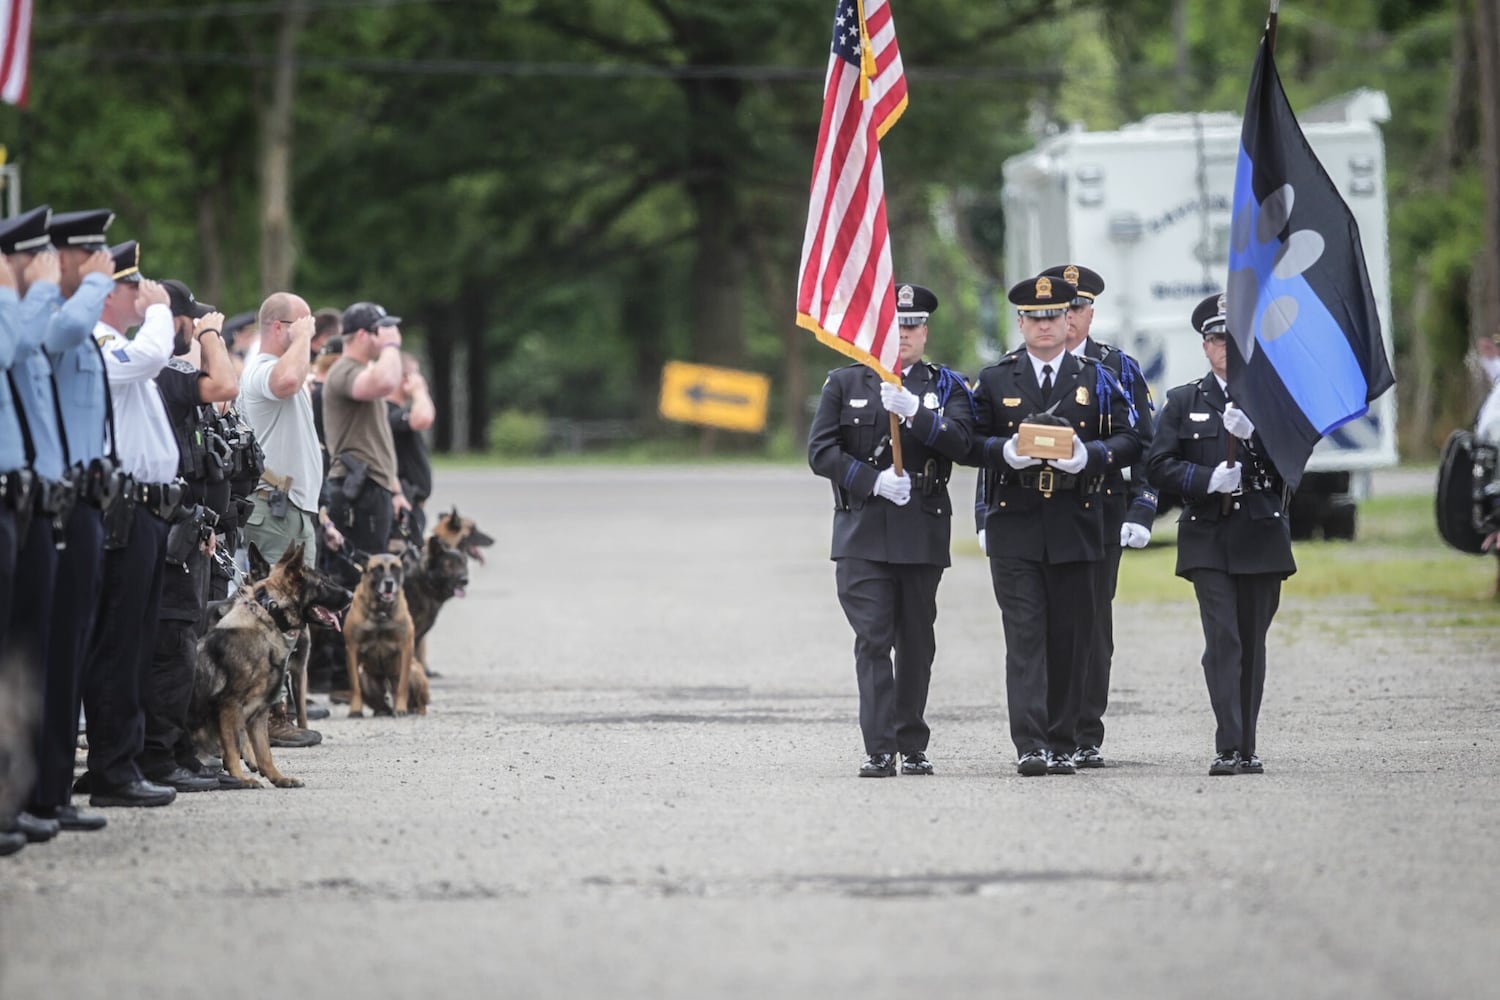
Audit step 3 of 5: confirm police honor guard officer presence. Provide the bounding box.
[808,283,976,777]
[966,274,1139,776]
[1040,263,1157,768]
[1144,294,1295,776]
[77,233,188,808]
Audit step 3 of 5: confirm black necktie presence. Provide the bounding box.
[1040,363,1053,400]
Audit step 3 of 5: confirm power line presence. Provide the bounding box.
[34,0,460,29]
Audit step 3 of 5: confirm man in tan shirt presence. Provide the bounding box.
[322,301,409,563]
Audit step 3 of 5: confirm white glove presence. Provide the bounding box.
[879,381,920,418]
[978,529,987,555]
[1221,403,1256,441]
[1051,434,1088,474]
[1207,461,1243,494]
[1001,435,1041,471]
[1120,523,1151,549]
[873,467,911,506]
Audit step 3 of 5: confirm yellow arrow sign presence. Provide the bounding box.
[658,361,771,433]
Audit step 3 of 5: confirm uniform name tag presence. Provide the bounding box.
[850,398,868,408]
[1002,397,1022,407]
[1189,411,1211,422]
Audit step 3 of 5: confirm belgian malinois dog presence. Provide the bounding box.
[431,507,494,565]
[345,553,427,717]
[193,543,350,788]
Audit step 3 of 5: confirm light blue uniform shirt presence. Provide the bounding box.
[9,281,66,480]
[44,272,113,466]
[0,286,25,473]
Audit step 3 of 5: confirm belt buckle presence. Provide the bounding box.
[1037,468,1055,497]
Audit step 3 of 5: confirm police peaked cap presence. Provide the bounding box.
[1040,264,1105,305]
[0,206,53,254]
[894,283,939,326]
[1008,274,1078,318]
[108,241,142,283]
[47,208,115,249]
[1192,293,1229,336]
[162,278,216,319]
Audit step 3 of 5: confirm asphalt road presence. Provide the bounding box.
[2,464,1495,1000]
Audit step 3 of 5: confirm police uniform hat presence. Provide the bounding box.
[108,241,142,283]
[318,335,344,357]
[894,283,938,327]
[162,279,216,319]
[1192,293,1229,336]
[341,301,399,334]
[0,205,54,254]
[47,209,115,249]
[1040,264,1104,306]
[223,310,257,341]
[1008,274,1078,318]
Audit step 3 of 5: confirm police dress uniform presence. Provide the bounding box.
[966,276,1139,772]
[0,274,25,667]
[1,208,73,818]
[1143,295,1295,771]
[1040,264,1158,760]
[26,214,117,818]
[807,284,976,773]
[80,286,185,804]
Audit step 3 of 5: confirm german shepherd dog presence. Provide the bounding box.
[193,543,350,788]
[345,553,427,717]
[401,536,469,677]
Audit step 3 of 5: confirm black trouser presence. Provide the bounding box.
[1076,540,1122,749]
[141,547,207,777]
[989,555,1097,758]
[0,505,15,638]
[83,507,168,789]
[327,479,392,581]
[1190,569,1281,758]
[30,505,104,811]
[8,512,58,807]
[834,557,944,756]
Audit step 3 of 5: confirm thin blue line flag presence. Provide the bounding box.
[1226,37,1395,491]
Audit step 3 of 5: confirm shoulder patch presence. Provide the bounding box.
[165,358,198,373]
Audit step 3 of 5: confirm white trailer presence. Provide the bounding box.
[1000,90,1397,539]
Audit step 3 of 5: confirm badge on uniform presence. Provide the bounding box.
[923,392,939,410]
[1002,396,1022,407]
[1075,386,1090,405]
[112,348,130,363]
[1189,411,1211,422]
[850,397,868,408]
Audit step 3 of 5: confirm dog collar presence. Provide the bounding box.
[254,588,300,636]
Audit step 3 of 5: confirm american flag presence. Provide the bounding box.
[0,0,31,108]
[795,0,908,381]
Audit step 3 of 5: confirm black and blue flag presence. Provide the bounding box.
[1225,37,1395,491]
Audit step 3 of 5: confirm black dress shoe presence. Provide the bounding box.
[1046,752,1076,775]
[1073,745,1105,768]
[859,753,897,777]
[1017,749,1049,777]
[90,779,177,808]
[0,829,25,856]
[48,805,108,831]
[145,766,220,793]
[305,703,331,721]
[1209,749,1241,776]
[15,812,61,842]
[1238,754,1264,774]
[900,751,934,776]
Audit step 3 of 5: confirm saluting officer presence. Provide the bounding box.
[1040,263,1157,769]
[967,274,1138,777]
[137,276,237,792]
[76,226,186,809]
[808,283,976,777]
[1144,294,1295,776]
[0,217,29,855]
[1,207,112,842]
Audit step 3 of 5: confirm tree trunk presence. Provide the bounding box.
[259,1,306,296]
[1474,0,1500,348]
[195,176,228,307]
[428,301,454,453]
[462,284,490,453]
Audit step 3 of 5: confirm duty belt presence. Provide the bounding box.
[0,468,36,511]
[1234,475,1283,494]
[128,479,185,520]
[1015,468,1098,497]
